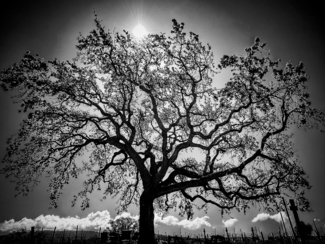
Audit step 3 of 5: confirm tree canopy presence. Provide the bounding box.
[1,17,324,243]
[108,216,139,233]
[295,221,313,239]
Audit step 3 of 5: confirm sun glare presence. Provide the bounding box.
[132,24,147,39]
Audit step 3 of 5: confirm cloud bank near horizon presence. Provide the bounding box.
[0,211,212,232]
[0,211,113,232]
[154,215,212,230]
[252,212,288,223]
[222,218,238,228]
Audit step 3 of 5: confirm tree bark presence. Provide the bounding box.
[138,190,155,244]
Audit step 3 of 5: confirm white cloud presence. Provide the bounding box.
[270,212,288,223]
[154,215,212,230]
[252,212,288,223]
[252,213,271,223]
[114,212,139,221]
[178,216,212,230]
[0,211,211,232]
[222,219,238,228]
[0,210,112,232]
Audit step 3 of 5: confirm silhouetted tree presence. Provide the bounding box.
[108,216,139,234]
[295,221,313,239]
[1,17,324,244]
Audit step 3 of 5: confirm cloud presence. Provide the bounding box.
[270,212,288,223]
[154,215,179,226]
[178,216,212,230]
[222,219,238,228]
[252,213,270,222]
[154,215,212,230]
[252,212,288,223]
[0,210,112,232]
[0,211,211,232]
[114,212,139,221]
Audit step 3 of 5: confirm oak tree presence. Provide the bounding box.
[1,17,324,243]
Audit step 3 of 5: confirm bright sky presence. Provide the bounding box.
[132,24,148,38]
[0,0,324,237]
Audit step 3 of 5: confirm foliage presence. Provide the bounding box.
[108,216,139,233]
[1,15,324,242]
[295,221,313,238]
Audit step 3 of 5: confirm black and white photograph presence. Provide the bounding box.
[0,1,324,243]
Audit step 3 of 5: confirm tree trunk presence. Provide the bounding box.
[138,191,155,244]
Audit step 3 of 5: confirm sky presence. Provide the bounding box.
[0,0,324,237]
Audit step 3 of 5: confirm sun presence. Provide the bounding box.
[132,24,148,39]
